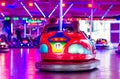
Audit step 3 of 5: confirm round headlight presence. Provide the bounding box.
[68,44,91,55]
[40,44,48,53]
[68,44,84,54]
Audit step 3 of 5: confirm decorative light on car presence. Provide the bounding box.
[23,40,28,44]
[27,44,30,46]
[40,44,48,53]
[1,42,6,45]
[0,38,2,42]
[68,44,91,55]
[50,37,67,42]
[21,44,23,46]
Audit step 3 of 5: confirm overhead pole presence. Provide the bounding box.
[48,4,59,18]
[1,12,5,17]
[62,3,74,17]
[101,4,113,19]
[20,2,33,18]
[34,2,46,18]
[90,0,94,38]
[60,0,63,31]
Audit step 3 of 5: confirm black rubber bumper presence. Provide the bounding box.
[0,48,9,52]
[36,59,100,71]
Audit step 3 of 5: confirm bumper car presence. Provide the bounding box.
[36,24,100,71]
[32,35,40,48]
[8,37,18,48]
[95,38,113,49]
[115,43,120,54]
[19,37,33,48]
[0,35,9,52]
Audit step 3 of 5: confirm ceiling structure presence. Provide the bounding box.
[0,0,120,19]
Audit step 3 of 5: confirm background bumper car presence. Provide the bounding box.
[19,37,33,48]
[95,38,113,49]
[115,43,120,54]
[0,35,9,52]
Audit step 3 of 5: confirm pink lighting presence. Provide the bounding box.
[28,2,33,7]
[1,2,6,6]
[62,3,65,7]
[62,3,73,17]
[88,3,93,8]
[48,4,59,18]
[1,12,5,17]
[34,2,46,18]
[20,2,33,18]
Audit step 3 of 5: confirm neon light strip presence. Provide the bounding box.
[101,4,113,19]
[48,4,59,18]
[1,12,5,17]
[60,0,63,31]
[10,49,13,75]
[24,23,27,38]
[88,8,97,18]
[11,23,13,33]
[34,2,46,18]
[62,3,73,17]
[20,2,33,18]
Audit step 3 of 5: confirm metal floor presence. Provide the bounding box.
[0,48,120,79]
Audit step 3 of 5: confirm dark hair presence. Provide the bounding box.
[48,17,57,24]
[72,21,79,26]
[72,21,79,32]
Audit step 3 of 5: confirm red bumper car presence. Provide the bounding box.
[36,25,100,71]
[95,38,113,49]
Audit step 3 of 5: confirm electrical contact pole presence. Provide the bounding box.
[90,0,94,38]
[60,0,63,31]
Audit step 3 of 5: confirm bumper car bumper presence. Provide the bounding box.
[96,44,110,49]
[36,59,100,71]
[0,48,10,52]
[115,50,120,54]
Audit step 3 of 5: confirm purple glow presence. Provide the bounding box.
[1,12,5,17]
[63,3,74,17]
[20,2,33,18]
[48,4,59,18]
[34,2,46,18]
[23,23,27,38]
[101,4,113,19]
[11,23,13,33]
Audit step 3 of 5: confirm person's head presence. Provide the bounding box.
[72,20,80,32]
[48,17,57,24]
[72,20,79,27]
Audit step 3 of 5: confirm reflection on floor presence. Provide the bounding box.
[0,48,120,79]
